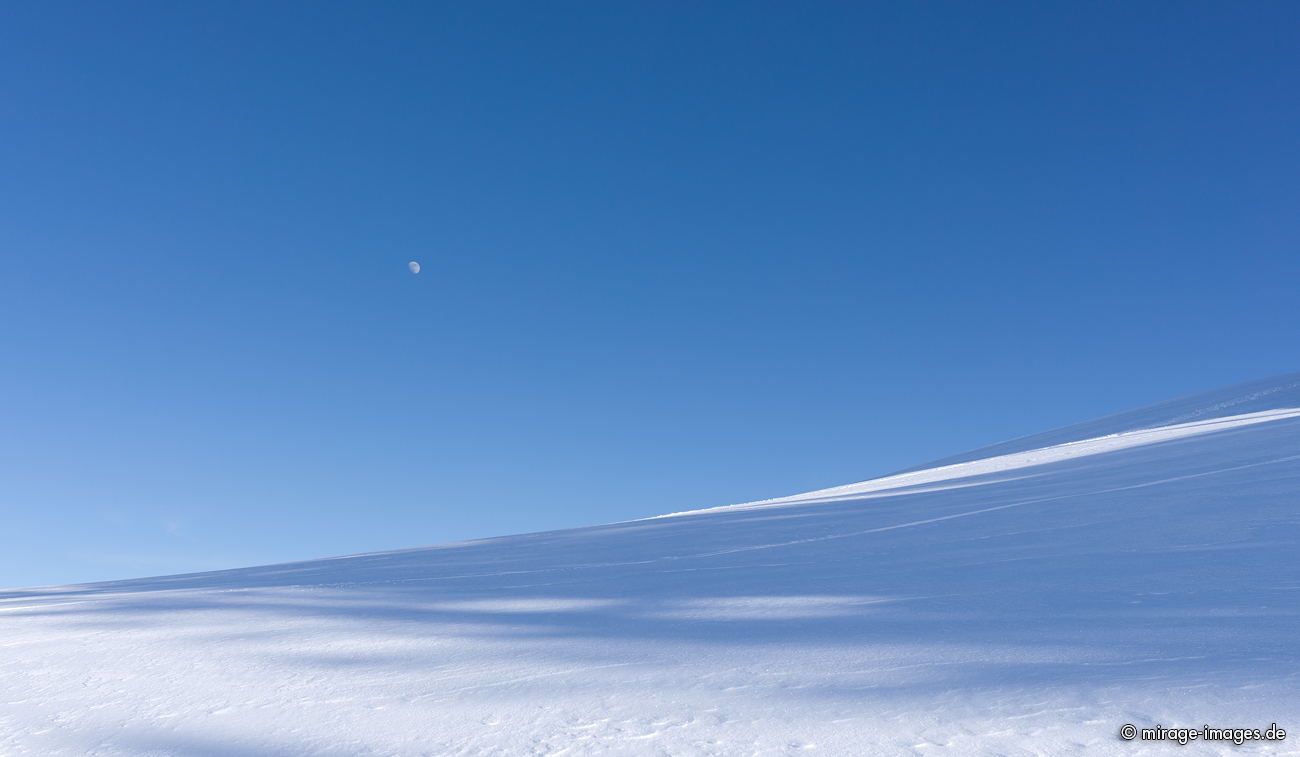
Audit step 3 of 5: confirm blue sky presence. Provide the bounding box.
[3,2,1298,587]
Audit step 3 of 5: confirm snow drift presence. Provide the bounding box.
[3,375,1300,755]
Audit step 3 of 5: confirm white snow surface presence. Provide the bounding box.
[4,375,1300,755]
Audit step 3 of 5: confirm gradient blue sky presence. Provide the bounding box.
[3,2,1298,587]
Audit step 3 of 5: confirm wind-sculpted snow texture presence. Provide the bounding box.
[4,376,1300,755]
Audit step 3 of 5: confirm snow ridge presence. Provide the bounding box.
[661,405,1300,517]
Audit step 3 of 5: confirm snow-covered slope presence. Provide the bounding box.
[3,375,1300,756]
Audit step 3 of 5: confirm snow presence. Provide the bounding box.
[3,375,1300,755]
[663,406,1300,516]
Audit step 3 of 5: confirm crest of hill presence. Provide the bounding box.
[896,371,1300,474]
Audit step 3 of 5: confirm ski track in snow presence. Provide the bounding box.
[3,376,1300,755]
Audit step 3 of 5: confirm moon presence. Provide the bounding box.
[408,261,421,275]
